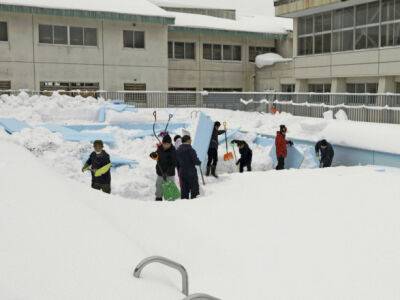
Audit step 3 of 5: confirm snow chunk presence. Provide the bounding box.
[255,53,292,68]
[323,110,334,120]
[335,109,349,121]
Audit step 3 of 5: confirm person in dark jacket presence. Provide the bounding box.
[150,135,177,201]
[231,140,253,173]
[275,125,293,170]
[315,139,334,168]
[176,135,201,199]
[82,140,112,194]
[206,121,226,178]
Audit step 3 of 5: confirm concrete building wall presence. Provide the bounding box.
[0,12,169,91]
[168,31,277,91]
[255,61,295,91]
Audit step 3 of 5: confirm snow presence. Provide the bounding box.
[2,136,400,299]
[2,0,173,18]
[151,0,231,10]
[2,92,400,298]
[255,52,292,68]
[335,109,349,121]
[170,11,292,34]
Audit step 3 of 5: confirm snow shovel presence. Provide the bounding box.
[162,179,181,201]
[223,122,234,161]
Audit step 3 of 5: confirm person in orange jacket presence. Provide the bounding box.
[275,125,293,170]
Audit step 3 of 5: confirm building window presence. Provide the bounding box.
[168,88,197,106]
[0,21,8,42]
[0,81,11,90]
[168,41,195,59]
[40,81,99,91]
[297,0,400,55]
[123,30,145,49]
[346,83,378,93]
[69,27,97,46]
[203,43,241,61]
[281,84,295,92]
[124,83,147,103]
[249,46,276,62]
[308,83,331,93]
[204,88,243,92]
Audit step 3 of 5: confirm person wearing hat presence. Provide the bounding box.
[176,135,201,199]
[82,140,112,194]
[275,125,293,170]
[231,140,253,173]
[150,134,177,201]
[315,139,334,168]
[206,121,226,178]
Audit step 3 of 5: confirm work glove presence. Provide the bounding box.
[288,141,294,146]
[150,152,158,160]
[82,164,90,173]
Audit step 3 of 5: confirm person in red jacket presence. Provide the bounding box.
[275,125,293,170]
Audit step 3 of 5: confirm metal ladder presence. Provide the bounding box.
[133,256,220,299]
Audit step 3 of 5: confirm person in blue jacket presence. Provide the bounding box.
[176,135,201,199]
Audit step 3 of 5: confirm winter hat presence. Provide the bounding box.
[279,125,287,132]
[162,134,172,144]
[182,135,191,143]
[320,139,328,146]
[214,121,221,127]
[174,135,182,142]
[93,140,103,147]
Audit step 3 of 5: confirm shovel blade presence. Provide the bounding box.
[224,152,234,161]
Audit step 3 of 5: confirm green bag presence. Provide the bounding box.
[162,180,181,201]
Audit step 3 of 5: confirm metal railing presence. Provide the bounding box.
[133,256,189,296]
[3,90,400,124]
[183,293,221,300]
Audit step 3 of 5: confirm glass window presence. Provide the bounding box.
[223,45,232,60]
[0,21,7,42]
[347,84,356,93]
[332,31,341,52]
[298,37,305,55]
[367,26,379,48]
[174,42,184,59]
[123,30,133,48]
[381,24,394,47]
[394,23,400,45]
[134,31,145,48]
[333,9,342,30]
[323,12,331,31]
[356,83,366,93]
[382,0,395,22]
[39,24,53,44]
[233,46,241,61]
[396,0,400,19]
[70,27,83,45]
[315,14,323,33]
[356,4,367,26]
[84,28,97,46]
[53,26,67,45]
[185,43,195,59]
[305,36,313,54]
[355,28,367,49]
[249,46,256,62]
[203,44,212,59]
[213,44,221,60]
[368,1,379,24]
[168,41,173,58]
[314,34,323,54]
[342,29,354,51]
[343,7,354,28]
[366,83,378,93]
[305,16,313,34]
[323,33,331,53]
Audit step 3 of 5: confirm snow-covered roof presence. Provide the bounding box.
[0,0,175,23]
[150,0,232,10]
[170,11,293,37]
[255,52,292,68]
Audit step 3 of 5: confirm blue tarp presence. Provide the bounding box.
[98,103,138,122]
[192,112,214,172]
[218,128,240,145]
[0,118,31,134]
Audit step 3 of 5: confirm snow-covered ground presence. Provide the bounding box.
[1,136,400,299]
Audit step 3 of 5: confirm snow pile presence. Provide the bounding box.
[335,109,349,121]
[323,110,334,120]
[2,0,174,18]
[2,137,400,299]
[255,52,292,68]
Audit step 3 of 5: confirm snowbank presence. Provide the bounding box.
[255,52,292,68]
[2,137,400,299]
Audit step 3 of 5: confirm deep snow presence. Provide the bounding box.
[1,137,400,299]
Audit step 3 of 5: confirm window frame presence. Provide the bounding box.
[168,41,196,60]
[39,24,97,47]
[203,43,242,62]
[0,21,8,42]
[123,30,145,49]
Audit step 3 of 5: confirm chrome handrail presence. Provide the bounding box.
[183,293,221,300]
[133,256,189,296]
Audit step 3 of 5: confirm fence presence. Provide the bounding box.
[3,90,400,124]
